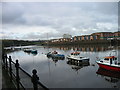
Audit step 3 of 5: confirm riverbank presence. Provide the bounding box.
[48,39,120,46]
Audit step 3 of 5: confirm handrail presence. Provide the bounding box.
[4,55,49,90]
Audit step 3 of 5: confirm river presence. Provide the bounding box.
[6,45,120,88]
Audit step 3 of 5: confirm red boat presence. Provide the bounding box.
[96,50,120,72]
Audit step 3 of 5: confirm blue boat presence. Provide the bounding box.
[47,51,65,59]
[31,50,37,54]
[24,49,37,55]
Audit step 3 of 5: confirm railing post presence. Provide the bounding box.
[15,60,20,90]
[5,54,8,69]
[9,56,12,79]
[2,54,5,68]
[31,69,39,90]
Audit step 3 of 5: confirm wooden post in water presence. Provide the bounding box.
[31,69,39,90]
[15,60,20,90]
[9,56,12,79]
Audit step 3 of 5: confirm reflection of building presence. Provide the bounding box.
[96,67,120,88]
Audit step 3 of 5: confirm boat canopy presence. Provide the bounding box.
[104,56,116,59]
[52,51,58,54]
[71,52,80,55]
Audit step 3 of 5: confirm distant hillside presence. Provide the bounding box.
[1,39,45,47]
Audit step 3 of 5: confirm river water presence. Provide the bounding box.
[6,45,120,88]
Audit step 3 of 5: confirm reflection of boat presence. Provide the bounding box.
[67,52,89,62]
[47,51,65,59]
[96,50,120,72]
[96,67,120,79]
[96,67,120,83]
[67,60,90,71]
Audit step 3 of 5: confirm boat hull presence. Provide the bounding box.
[47,53,65,59]
[67,56,89,62]
[97,63,120,72]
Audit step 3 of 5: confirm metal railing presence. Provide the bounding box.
[2,54,49,90]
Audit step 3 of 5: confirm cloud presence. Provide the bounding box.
[1,2,118,40]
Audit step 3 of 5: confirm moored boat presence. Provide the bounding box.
[23,48,32,52]
[96,50,120,72]
[67,52,89,62]
[47,51,65,59]
[24,48,37,54]
[31,50,37,54]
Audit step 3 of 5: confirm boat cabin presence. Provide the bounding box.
[71,52,80,55]
[52,51,58,54]
[102,56,118,65]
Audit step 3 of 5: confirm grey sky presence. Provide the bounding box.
[1,2,118,40]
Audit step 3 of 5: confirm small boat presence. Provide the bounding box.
[96,50,120,72]
[47,51,65,59]
[23,48,32,52]
[67,52,89,62]
[24,48,37,54]
[31,50,37,54]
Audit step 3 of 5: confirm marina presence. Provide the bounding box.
[1,2,120,89]
[4,45,120,88]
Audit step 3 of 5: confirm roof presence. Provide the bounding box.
[71,52,80,54]
[92,32,113,34]
[104,56,116,59]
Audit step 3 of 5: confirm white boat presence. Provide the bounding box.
[96,50,120,72]
[67,52,89,62]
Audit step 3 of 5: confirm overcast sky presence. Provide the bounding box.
[1,2,118,40]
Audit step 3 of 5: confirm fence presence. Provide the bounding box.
[2,54,49,90]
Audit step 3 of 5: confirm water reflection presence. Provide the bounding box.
[58,45,118,52]
[67,60,90,73]
[47,55,65,66]
[96,67,120,88]
[24,51,38,56]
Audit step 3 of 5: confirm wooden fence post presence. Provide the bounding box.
[31,69,39,90]
[15,60,20,90]
[9,56,12,78]
[5,54,8,69]
[2,54,5,68]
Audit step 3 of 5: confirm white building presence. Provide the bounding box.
[63,34,72,38]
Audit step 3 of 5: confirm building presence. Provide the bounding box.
[72,35,100,41]
[59,38,72,42]
[49,31,120,43]
[91,32,114,40]
[50,39,59,43]
[63,34,72,39]
[114,31,120,39]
